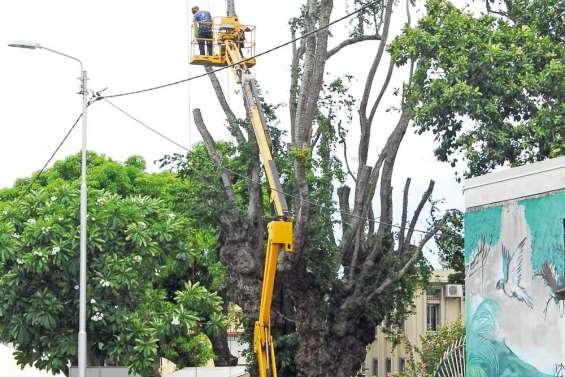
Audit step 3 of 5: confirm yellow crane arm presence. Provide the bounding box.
[223,37,293,377]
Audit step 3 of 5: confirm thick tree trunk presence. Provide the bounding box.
[210,298,239,366]
[218,219,262,319]
[210,333,238,366]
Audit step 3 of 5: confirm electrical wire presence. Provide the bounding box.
[100,0,381,99]
[102,97,434,235]
[10,111,84,205]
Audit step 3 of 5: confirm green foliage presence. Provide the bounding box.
[0,153,226,377]
[432,208,464,284]
[390,0,565,177]
[398,319,465,377]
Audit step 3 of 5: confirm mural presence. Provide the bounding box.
[465,191,565,376]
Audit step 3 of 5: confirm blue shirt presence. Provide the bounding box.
[193,10,212,33]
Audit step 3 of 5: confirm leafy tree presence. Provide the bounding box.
[433,209,464,284]
[390,0,565,178]
[399,319,465,377]
[0,153,227,377]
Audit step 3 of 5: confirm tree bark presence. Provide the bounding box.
[226,0,236,17]
[209,333,238,366]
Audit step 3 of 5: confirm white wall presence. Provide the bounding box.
[0,344,64,377]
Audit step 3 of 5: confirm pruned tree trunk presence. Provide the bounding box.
[209,333,238,366]
[225,0,236,17]
[190,1,448,376]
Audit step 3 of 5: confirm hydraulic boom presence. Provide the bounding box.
[191,16,293,377]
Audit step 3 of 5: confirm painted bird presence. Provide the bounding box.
[496,237,534,309]
[540,262,565,317]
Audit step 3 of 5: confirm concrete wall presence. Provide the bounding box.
[69,367,138,377]
[464,157,565,376]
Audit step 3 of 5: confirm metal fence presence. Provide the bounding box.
[433,336,465,377]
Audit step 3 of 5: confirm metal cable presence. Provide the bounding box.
[9,110,86,204]
[102,98,433,234]
[100,0,381,99]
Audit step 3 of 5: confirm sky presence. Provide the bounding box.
[0,0,465,265]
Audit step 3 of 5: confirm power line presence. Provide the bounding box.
[100,0,381,99]
[102,97,433,235]
[10,111,84,204]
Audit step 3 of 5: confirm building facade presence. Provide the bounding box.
[464,156,565,376]
[364,270,464,377]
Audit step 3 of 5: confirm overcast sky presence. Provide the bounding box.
[1,1,466,266]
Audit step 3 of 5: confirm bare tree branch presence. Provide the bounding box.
[337,185,351,230]
[204,66,247,144]
[357,0,394,169]
[367,60,395,125]
[402,179,435,254]
[293,0,334,255]
[363,106,412,220]
[327,34,382,59]
[311,126,323,149]
[342,140,357,182]
[340,165,372,255]
[397,178,411,250]
[289,30,304,138]
[192,108,237,204]
[358,0,394,123]
[368,206,375,235]
[405,0,412,27]
[347,233,362,286]
[369,212,448,300]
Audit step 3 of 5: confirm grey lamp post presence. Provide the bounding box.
[9,41,89,377]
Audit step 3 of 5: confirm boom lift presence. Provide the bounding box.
[191,17,293,377]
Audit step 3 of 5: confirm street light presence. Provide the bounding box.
[9,41,89,377]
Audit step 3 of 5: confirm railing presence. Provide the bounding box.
[191,17,256,59]
[433,336,466,377]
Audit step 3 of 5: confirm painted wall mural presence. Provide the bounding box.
[465,191,565,376]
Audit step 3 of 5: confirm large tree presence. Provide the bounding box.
[0,154,227,377]
[390,0,564,178]
[178,1,449,376]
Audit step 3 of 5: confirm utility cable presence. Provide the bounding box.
[10,111,85,205]
[100,0,381,99]
[102,98,434,235]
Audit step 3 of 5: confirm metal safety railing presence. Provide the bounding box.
[433,336,466,377]
[191,17,256,60]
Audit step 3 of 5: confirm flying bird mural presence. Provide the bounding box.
[496,237,534,308]
[540,262,565,318]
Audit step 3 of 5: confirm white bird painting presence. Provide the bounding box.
[496,237,534,309]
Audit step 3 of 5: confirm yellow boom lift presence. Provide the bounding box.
[191,17,293,377]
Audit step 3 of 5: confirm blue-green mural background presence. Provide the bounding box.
[465,191,565,376]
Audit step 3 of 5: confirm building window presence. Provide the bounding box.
[372,358,378,377]
[386,358,391,374]
[427,303,440,331]
[426,286,441,301]
[399,357,406,372]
